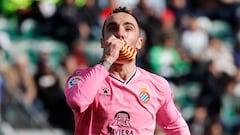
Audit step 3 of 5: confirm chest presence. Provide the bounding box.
[92,79,162,121]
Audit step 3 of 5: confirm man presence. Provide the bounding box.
[64,7,191,135]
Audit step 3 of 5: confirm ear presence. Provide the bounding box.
[136,37,143,50]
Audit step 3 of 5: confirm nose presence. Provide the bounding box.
[115,26,125,39]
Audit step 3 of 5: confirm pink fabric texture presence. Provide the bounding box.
[64,64,190,135]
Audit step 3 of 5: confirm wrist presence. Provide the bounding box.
[99,59,112,70]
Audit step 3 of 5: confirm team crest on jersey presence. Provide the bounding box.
[139,87,150,103]
[67,75,82,88]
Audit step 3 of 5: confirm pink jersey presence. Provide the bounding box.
[64,64,190,135]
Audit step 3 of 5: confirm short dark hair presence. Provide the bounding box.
[101,6,140,37]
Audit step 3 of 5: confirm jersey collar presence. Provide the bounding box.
[109,68,137,84]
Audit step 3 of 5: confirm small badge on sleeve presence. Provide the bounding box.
[68,76,82,88]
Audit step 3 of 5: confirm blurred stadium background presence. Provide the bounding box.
[0,0,240,135]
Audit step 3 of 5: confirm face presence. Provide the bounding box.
[102,12,143,50]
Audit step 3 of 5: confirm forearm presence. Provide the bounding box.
[156,100,190,135]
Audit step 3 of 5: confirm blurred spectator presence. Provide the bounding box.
[201,37,237,77]
[158,8,180,47]
[115,0,138,9]
[234,128,240,135]
[193,0,240,28]
[57,38,89,89]
[0,73,4,101]
[51,0,81,49]
[234,26,240,68]
[133,0,161,47]
[118,0,166,15]
[0,52,49,128]
[100,0,118,24]
[187,103,209,135]
[7,53,37,106]
[220,75,240,134]
[237,6,240,26]
[204,119,224,135]
[148,32,190,79]
[133,0,154,28]
[70,39,89,68]
[79,0,101,39]
[144,0,166,16]
[0,47,7,113]
[197,60,224,119]
[16,0,57,36]
[0,31,12,51]
[167,0,191,28]
[34,50,74,131]
[191,0,222,18]
[181,15,209,61]
[77,21,91,41]
[234,69,240,98]
[58,55,79,90]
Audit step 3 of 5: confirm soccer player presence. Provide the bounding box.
[64,6,191,135]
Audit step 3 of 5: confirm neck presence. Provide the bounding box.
[109,61,136,81]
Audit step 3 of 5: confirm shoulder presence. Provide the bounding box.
[137,68,170,88]
[66,64,108,85]
[65,67,89,88]
[69,64,105,77]
[137,68,173,101]
[71,67,92,77]
[137,68,167,80]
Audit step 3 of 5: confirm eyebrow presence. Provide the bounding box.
[106,21,136,30]
[105,22,117,30]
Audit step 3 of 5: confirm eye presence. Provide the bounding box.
[125,26,133,31]
[107,26,117,32]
